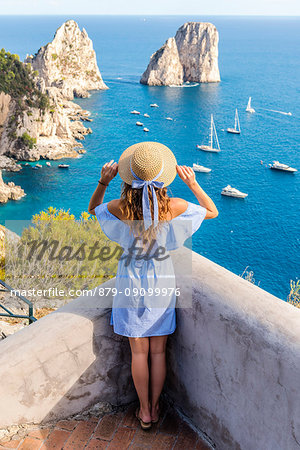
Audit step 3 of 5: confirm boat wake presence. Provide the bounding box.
[263,108,292,116]
[169,82,199,88]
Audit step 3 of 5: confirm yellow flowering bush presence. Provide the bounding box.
[4,207,121,303]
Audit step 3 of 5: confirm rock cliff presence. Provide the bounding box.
[140,22,220,86]
[0,171,25,203]
[0,86,91,161]
[0,93,20,169]
[141,38,183,86]
[25,20,107,99]
[0,20,105,163]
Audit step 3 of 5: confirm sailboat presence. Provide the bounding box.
[246,97,255,113]
[196,114,221,153]
[227,109,241,134]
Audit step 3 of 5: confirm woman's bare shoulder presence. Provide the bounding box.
[169,198,189,218]
[107,199,123,219]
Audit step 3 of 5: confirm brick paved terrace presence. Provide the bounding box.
[0,403,211,450]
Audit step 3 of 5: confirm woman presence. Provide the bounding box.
[88,142,218,430]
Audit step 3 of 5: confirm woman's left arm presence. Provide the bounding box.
[88,160,118,215]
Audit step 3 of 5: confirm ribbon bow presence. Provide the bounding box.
[131,162,164,230]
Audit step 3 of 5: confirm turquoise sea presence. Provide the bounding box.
[0,15,299,299]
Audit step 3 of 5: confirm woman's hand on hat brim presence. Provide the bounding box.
[100,160,118,185]
[176,165,197,189]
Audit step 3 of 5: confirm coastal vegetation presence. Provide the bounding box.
[287,280,300,308]
[3,207,121,303]
[19,132,36,149]
[0,48,50,111]
[0,48,53,153]
[240,266,260,286]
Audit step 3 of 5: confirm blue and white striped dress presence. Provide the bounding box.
[95,201,206,337]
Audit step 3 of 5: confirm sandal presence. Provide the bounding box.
[151,409,160,424]
[135,408,152,430]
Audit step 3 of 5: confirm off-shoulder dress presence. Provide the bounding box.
[95,201,206,338]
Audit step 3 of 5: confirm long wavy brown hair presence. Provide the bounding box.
[119,182,172,241]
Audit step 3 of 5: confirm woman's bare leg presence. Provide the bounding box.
[128,337,151,423]
[149,335,168,421]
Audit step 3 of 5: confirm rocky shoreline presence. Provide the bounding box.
[0,172,25,203]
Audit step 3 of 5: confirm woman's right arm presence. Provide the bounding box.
[176,165,218,219]
[88,160,118,215]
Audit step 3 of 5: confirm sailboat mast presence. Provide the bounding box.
[212,117,220,150]
[234,109,237,130]
[209,114,213,148]
[236,109,240,132]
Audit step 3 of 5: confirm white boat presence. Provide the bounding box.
[136,121,143,126]
[193,163,211,173]
[166,117,173,121]
[197,114,221,153]
[32,166,38,170]
[150,103,159,108]
[246,97,255,113]
[25,163,29,166]
[131,110,140,115]
[46,162,51,166]
[35,164,42,168]
[269,161,297,173]
[143,128,149,132]
[144,113,150,118]
[221,185,248,198]
[58,164,69,169]
[227,109,241,134]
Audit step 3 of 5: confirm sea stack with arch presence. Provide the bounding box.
[140,22,221,86]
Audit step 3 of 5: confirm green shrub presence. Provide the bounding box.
[20,132,36,149]
[4,208,121,303]
[37,94,50,110]
[51,53,58,60]
[8,130,17,140]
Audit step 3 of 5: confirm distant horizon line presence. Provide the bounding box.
[0,14,299,17]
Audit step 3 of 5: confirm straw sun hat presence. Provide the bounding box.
[118,141,177,187]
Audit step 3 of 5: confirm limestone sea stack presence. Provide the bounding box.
[140,22,220,86]
[25,20,107,99]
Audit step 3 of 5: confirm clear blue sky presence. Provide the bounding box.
[0,0,299,16]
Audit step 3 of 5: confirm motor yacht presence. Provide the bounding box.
[221,185,248,198]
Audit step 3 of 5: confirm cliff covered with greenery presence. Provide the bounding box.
[0,48,50,111]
